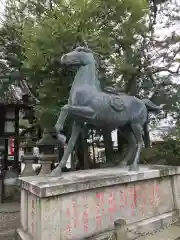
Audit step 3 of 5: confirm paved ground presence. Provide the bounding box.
[0,202,20,239]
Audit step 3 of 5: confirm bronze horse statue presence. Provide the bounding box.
[51,46,163,176]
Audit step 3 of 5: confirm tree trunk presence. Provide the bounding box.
[76,130,89,170]
[91,130,96,166]
[117,130,128,153]
[103,130,114,163]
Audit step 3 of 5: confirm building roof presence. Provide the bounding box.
[0,79,38,107]
[0,85,28,107]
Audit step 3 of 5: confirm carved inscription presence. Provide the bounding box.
[95,192,104,230]
[64,181,161,235]
[31,199,36,235]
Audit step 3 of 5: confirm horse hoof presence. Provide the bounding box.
[128,164,139,172]
[50,168,62,177]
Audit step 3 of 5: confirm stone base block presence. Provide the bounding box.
[17,165,180,240]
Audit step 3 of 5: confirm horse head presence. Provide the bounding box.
[61,46,95,66]
[61,45,101,90]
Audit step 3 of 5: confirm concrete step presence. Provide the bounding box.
[137,224,180,240]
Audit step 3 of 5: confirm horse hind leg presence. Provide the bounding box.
[118,127,136,167]
[129,123,143,171]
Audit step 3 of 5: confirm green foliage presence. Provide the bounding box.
[19,0,148,128]
[2,0,180,167]
[1,0,180,132]
[0,0,26,95]
[141,122,180,166]
[141,140,180,166]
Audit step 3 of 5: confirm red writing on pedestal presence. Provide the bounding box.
[128,187,136,217]
[62,182,161,235]
[66,207,72,237]
[66,223,72,237]
[108,192,116,222]
[119,189,127,209]
[83,197,89,233]
[31,199,35,234]
[95,192,105,229]
[72,199,78,229]
[150,182,160,206]
[135,185,147,217]
[66,207,71,217]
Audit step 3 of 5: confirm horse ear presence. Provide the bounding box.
[83,40,88,48]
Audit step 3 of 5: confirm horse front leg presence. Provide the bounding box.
[55,105,69,146]
[50,121,82,176]
[129,123,143,171]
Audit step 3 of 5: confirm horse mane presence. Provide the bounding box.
[75,46,92,53]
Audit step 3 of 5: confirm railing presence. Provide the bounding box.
[108,213,180,240]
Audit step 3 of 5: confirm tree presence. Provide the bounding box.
[20,0,150,164]
[1,0,180,167]
[19,0,148,126]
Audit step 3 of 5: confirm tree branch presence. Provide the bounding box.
[20,79,40,104]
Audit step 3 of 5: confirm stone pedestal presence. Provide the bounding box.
[17,165,180,240]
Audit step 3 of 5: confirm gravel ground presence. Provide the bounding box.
[0,202,20,239]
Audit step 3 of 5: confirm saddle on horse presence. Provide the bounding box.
[103,85,125,95]
[103,85,125,112]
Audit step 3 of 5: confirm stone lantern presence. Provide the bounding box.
[21,137,37,177]
[37,128,58,176]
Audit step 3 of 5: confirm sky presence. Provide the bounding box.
[152,0,180,129]
[0,0,5,15]
[0,0,5,25]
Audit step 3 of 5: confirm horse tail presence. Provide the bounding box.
[142,98,163,112]
[142,98,165,148]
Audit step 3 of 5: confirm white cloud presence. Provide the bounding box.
[0,0,5,13]
[0,0,5,23]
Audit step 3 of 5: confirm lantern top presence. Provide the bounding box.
[37,128,58,147]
